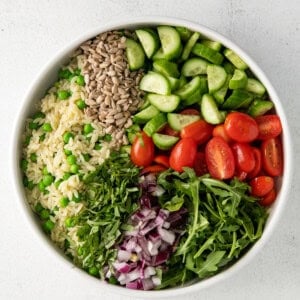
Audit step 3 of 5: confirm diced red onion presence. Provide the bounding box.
[152,276,161,286]
[141,278,155,290]
[113,262,131,274]
[157,227,175,245]
[126,280,139,289]
[153,250,169,266]
[117,249,131,262]
[144,266,156,278]
[163,221,170,229]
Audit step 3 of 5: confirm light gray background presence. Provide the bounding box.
[1,0,299,299]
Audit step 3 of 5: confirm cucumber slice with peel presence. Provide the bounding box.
[222,89,253,110]
[245,78,266,96]
[201,94,225,124]
[135,29,160,59]
[224,49,248,70]
[181,58,208,76]
[229,69,248,89]
[147,94,180,112]
[213,74,232,105]
[181,32,200,60]
[201,39,222,51]
[192,43,224,65]
[176,26,192,41]
[167,76,180,91]
[167,113,200,131]
[248,99,274,117]
[157,26,182,60]
[153,133,179,150]
[133,105,159,124]
[207,65,227,93]
[139,72,171,95]
[125,38,145,70]
[143,113,167,137]
[153,59,180,78]
[175,76,203,100]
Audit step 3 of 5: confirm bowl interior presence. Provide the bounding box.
[11,16,292,298]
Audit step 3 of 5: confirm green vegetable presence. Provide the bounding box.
[75,75,85,86]
[20,159,28,171]
[70,164,79,174]
[83,124,94,135]
[60,197,69,208]
[67,155,76,165]
[40,209,50,220]
[57,90,71,100]
[75,99,86,110]
[42,174,54,187]
[30,153,37,163]
[43,220,55,233]
[63,132,74,144]
[58,68,73,80]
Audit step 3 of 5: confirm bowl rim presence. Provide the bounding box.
[10,15,293,298]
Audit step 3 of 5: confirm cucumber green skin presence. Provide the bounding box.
[182,76,208,107]
[125,38,145,70]
[223,61,236,74]
[153,59,180,78]
[248,99,274,117]
[245,78,266,96]
[167,76,180,91]
[222,89,253,110]
[167,113,200,131]
[213,74,232,105]
[201,94,225,124]
[133,105,160,124]
[175,76,203,100]
[224,48,248,70]
[181,32,201,60]
[181,57,208,77]
[135,29,160,59]
[201,40,222,51]
[175,26,193,41]
[229,70,248,90]
[152,133,179,150]
[147,94,180,112]
[139,72,171,95]
[143,113,167,137]
[192,43,224,65]
[207,65,227,93]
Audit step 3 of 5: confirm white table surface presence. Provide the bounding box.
[1,0,299,299]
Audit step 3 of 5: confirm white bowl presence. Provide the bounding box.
[11,16,292,298]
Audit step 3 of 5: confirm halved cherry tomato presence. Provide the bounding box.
[247,147,262,179]
[250,176,274,197]
[231,142,255,173]
[180,108,200,115]
[193,152,208,176]
[154,155,170,168]
[169,138,197,172]
[180,120,214,144]
[259,188,277,206]
[261,137,283,176]
[256,114,282,140]
[205,136,235,180]
[140,164,167,175]
[224,112,259,142]
[212,124,232,143]
[162,124,180,137]
[130,131,154,167]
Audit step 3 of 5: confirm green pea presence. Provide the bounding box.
[57,90,71,100]
[58,68,73,80]
[72,194,81,203]
[40,209,50,220]
[29,121,39,130]
[20,159,28,172]
[38,181,46,192]
[83,124,94,135]
[43,220,55,232]
[62,172,71,180]
[64,148,72,156]
[94,143,102,150]
[27,180,35,190]
[82,153,91,162]
[42,167,49,175]
[35,202,44,214]
[103,134,112,142]
[108,276,118,285]
[75,99,86,110]
[63,132,74,144]
[39,133,46,142]
[65,217,76,228]
[88,266,99,277]
[60,197,69,208]
[67,155,76,165]
[30,153,37,163]
[75,75,85,86]
[70,164,79,174]
[24,135,31,145]
[54,179,63,189]
[33,111,45,119]
[42,123,52,132]
[42,174,54,186]
[74,68,81,75]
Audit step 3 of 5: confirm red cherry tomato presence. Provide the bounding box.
[247,147,262,179]
[169,138,197,172]
[130,131,154,167]
[231,142,255,173]
[224,112,259,142]
[261,137,283,176]
[154,155,170,168]
[140,164,167,175]
[205,137,235,180]
[193,152,208,176]
[162,124,180,137]
[212,124,232,143]
[256,114,282,140]
[259,188,277,206]
[180,108,200,115]
[180,120,214,145]
[250,176,275,197]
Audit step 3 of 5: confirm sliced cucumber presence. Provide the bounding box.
[153,59,180,78]
[223,61,235,74]
[181,32,200,60]
[120,145,132,154]
[245,78,266,96]
[135,29,160,59]
[229,69,248,89]
[152,48,168,60]
[138,97,151,111]
[222,89,253,110]
[224,49,248,70]
[178,75,187,88]
[167,76,180,91]
[182,89,202,106]
[213,74,232,105]
[201,39,222,51]
[181,58,208,77]
[248,99,274,117]
[207,65,227,93]
[125,38,145,70]
[147,94,180,112]
[192,43,224,65]
[201,94,225,125]
[167,113,200,131]
[139,72,171,95]
[133,105,160,124]
[153,133,179,150]
[143,113,167,137]
[175,76,203,100]
[175,26,192,41]
[157,26,182,60]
